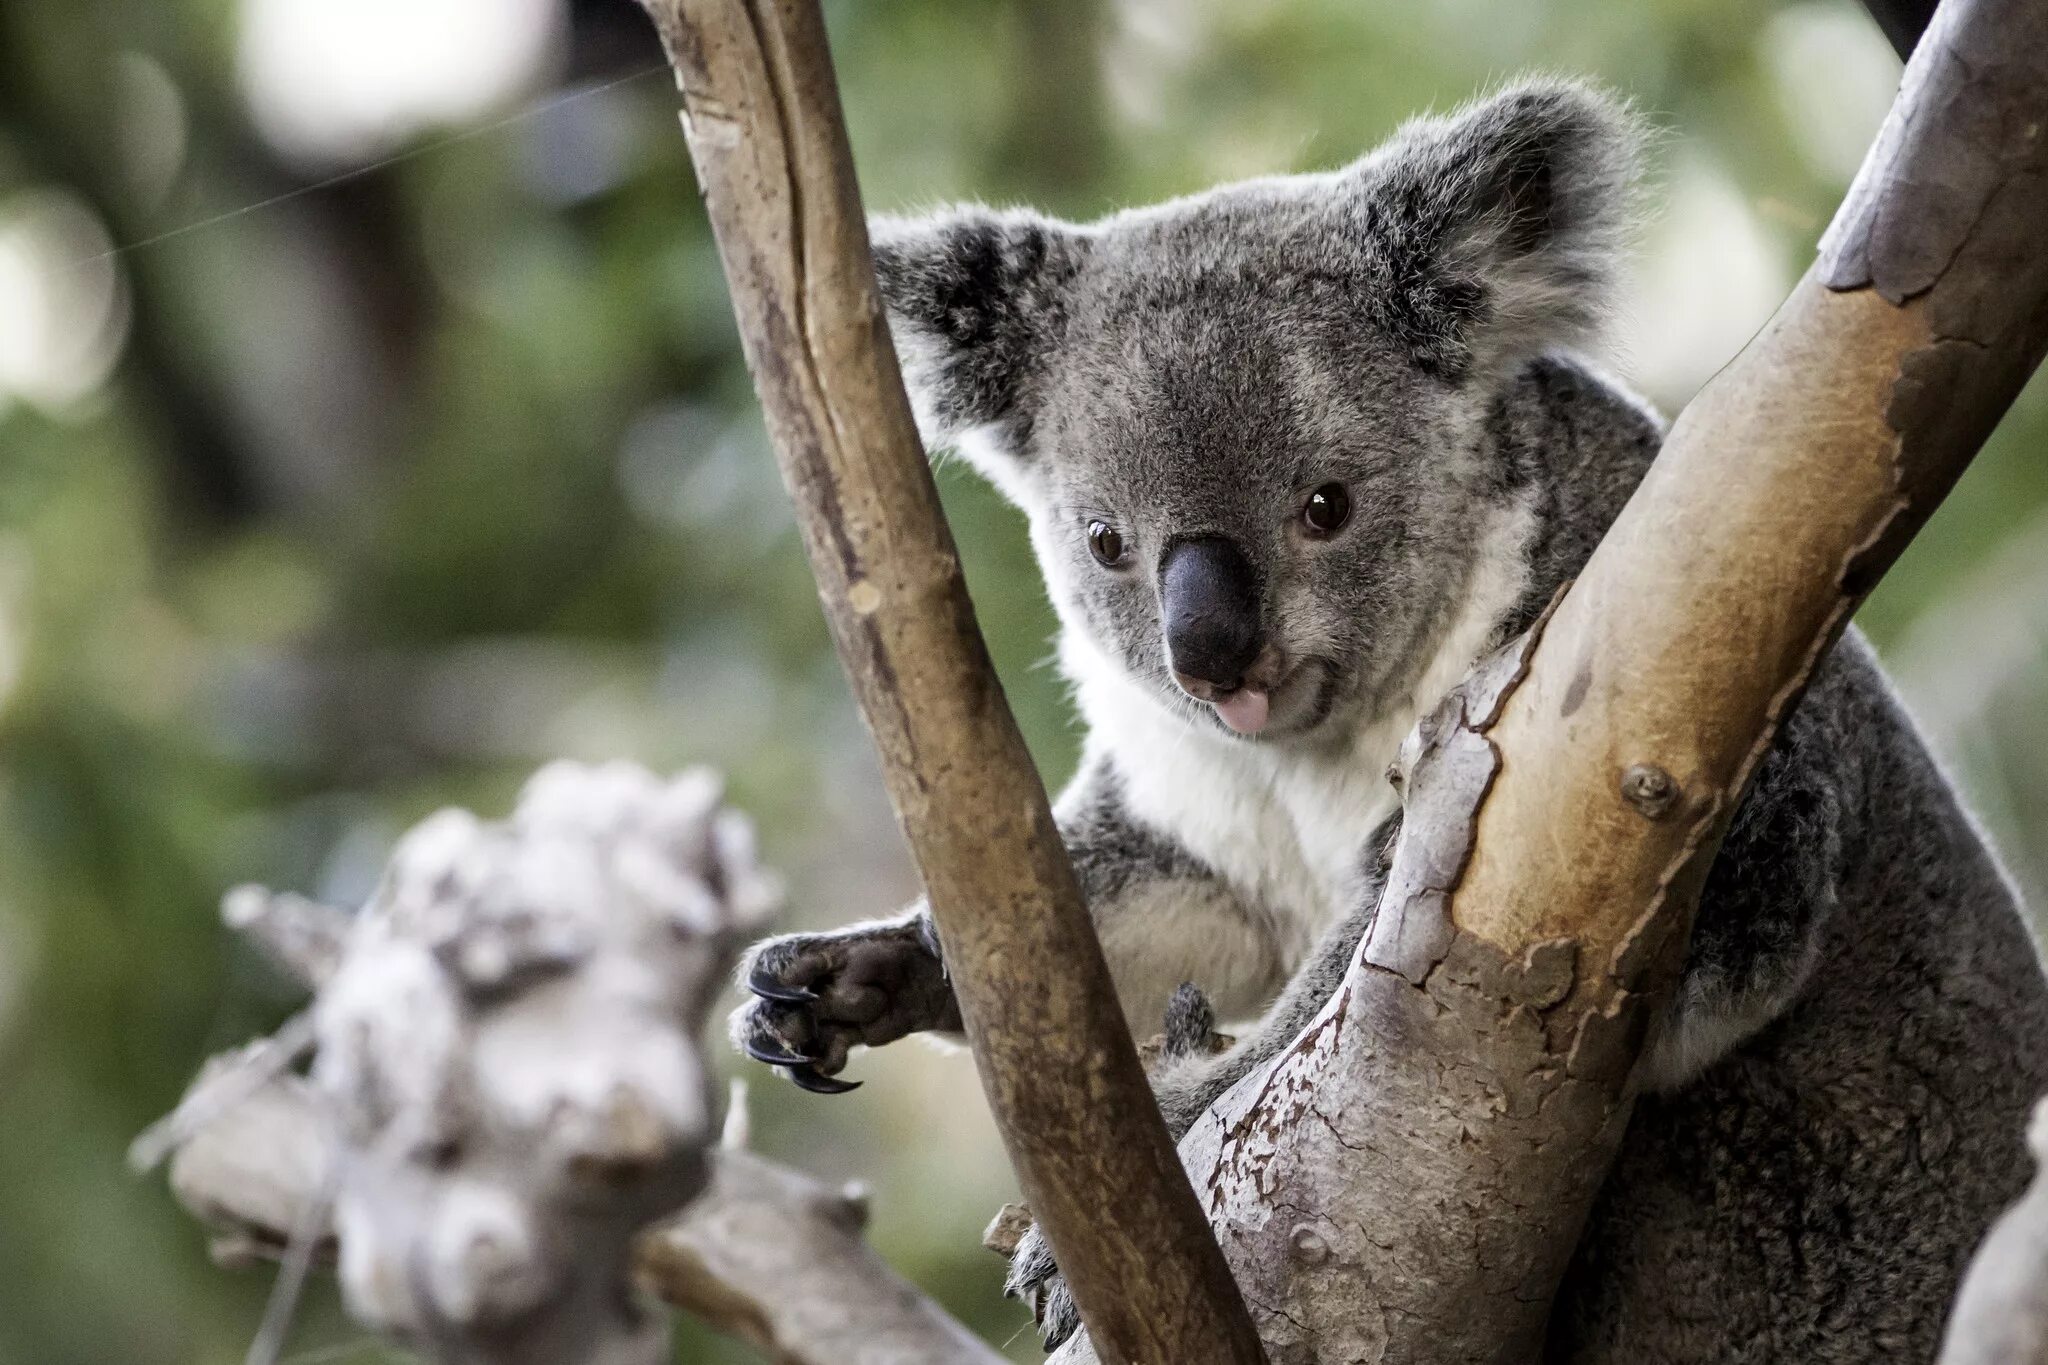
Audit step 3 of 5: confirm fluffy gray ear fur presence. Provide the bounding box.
[1346,79,1642,378]
[869,207,1087,493]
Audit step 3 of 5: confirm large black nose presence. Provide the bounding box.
[1159,536,1263,689]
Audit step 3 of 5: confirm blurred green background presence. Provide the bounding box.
[1,0,2044,1361]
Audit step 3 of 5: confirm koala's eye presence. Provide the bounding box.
[1087,520,1129,568]
[1302,484,1352,538]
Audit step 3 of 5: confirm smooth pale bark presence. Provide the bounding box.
[630,2,1265,1362]
[1047,0,2048,1357]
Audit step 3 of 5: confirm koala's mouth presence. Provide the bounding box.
[1173,648,1309,737]
[1210,686,1270,734]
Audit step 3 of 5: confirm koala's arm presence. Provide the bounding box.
[730,755,1287,1089]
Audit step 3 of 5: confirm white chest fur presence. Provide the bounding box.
[1056,501,1536,972]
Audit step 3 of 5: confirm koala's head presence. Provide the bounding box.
[874,81,1640,745]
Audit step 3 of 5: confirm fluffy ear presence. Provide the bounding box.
[1349,80,1642,378]
[870,207,1087,493]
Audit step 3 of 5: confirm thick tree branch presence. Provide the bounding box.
[1055,0,2048,1358]
[630,2,1265,1362]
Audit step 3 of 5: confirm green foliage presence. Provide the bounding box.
[0,1,2042,1362]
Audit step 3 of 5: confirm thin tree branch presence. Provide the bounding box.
[641,1147,1009,1365]
[629,2,1265,1362]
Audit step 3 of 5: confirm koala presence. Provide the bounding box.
[730,81,2048,1362]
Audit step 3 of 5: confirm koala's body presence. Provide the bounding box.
[732,81,2048,1361]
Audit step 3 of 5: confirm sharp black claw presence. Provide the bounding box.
[748,964,820,1003]
[788,1065,861,1095]
[744,1037,816,1068]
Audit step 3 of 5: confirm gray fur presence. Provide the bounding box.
[732,79,2048,1359]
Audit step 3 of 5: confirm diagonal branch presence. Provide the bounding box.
[630,1,1265,1361]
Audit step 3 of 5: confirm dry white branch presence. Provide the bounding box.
[155,761,778,1365]
[152,760,1002,1365]
[642,1147,1009,1365]
[162,1047,1005,1365]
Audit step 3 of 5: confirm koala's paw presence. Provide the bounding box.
[729,915,960,1094]
[1148,981,1238,1141]
[1005,1219,1081,1351]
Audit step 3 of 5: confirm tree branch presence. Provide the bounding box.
[1055,0,2048,1357]
[629,2,1265,1362]
[152,761,1005,1365]
[164,1068,1006,1365]
[642,1147,1008,1365]
[151,763,774,1365]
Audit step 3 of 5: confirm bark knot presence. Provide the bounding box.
[1619,764,1678,819]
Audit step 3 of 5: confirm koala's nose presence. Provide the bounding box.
[1159,536,1263,690]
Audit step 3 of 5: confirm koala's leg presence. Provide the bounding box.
[1144,891,1378,1140]
[1004,932,1372,1354]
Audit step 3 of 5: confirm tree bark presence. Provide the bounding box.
[641,1148,1009,1365]
[629,3,1265,1362]
[1048,0,2048,1358]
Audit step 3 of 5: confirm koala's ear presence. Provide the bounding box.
[1350,80,1642,377]
[870,207,1087,493]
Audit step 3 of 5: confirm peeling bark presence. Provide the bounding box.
[630,1,1264,1361]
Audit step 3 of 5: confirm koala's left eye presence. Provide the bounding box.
[1087,520,1129,567]
[1302,484,1352,537]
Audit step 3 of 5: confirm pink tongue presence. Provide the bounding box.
[1214,686,1271,735]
